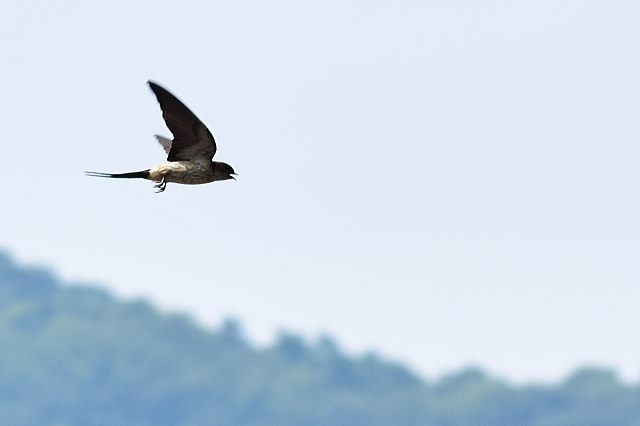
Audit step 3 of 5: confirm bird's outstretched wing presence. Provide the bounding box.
[155,135,173,155]
[147,81,217,162]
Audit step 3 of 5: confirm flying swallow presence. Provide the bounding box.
[86,81,236,192]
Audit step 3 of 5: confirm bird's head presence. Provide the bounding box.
[216,162,237,181]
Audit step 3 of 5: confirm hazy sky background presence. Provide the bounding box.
[1,1,639,383]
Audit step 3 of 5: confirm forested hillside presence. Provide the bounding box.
[0,251,638,426]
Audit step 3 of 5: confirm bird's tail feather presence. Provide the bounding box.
[85,170,150,179]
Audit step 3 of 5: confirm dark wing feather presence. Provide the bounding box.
[155,135,173,154]
[147,81,217,161]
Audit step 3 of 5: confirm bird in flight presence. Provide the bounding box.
[86,81,236,192]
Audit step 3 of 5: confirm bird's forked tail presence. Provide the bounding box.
[85,170,150,179]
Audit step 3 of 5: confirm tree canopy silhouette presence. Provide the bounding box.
[0,250,638,426]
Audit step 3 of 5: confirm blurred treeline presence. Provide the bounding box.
[0,251,638,426]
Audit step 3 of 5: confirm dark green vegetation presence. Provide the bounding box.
[0,251,639,426]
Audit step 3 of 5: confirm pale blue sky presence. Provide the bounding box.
[1,1,639,383]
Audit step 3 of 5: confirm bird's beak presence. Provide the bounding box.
[231,173,237,180]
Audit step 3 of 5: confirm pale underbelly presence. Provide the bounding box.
[149,161,215,185]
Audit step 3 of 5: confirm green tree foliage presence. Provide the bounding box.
[0,250,639,426]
